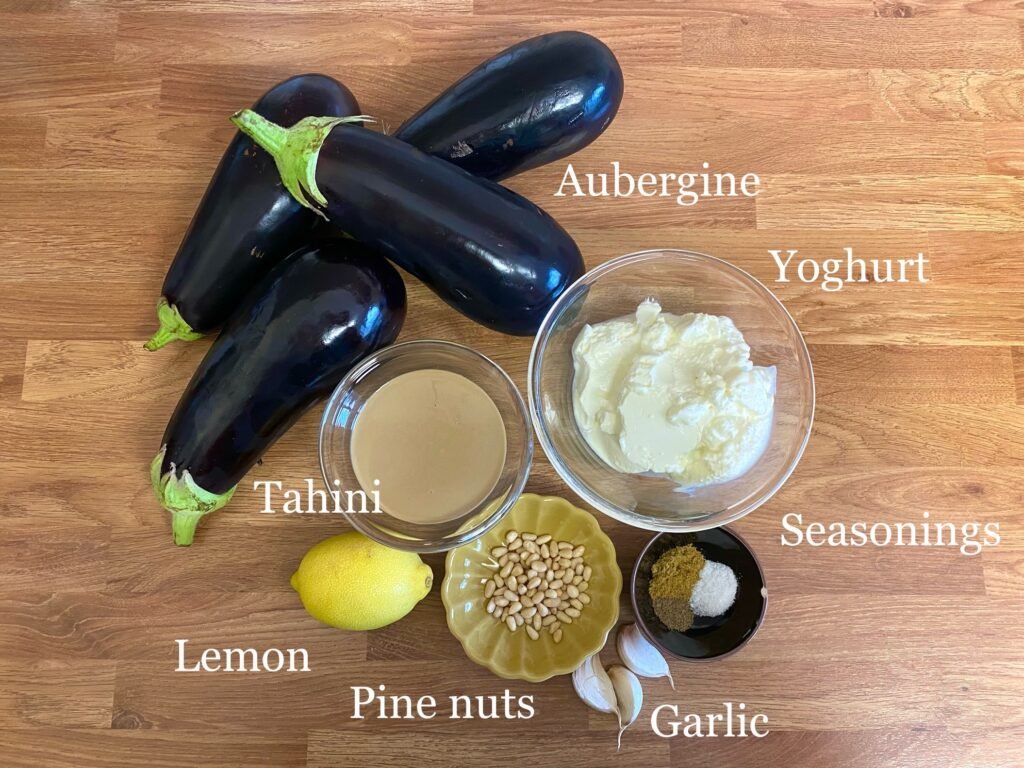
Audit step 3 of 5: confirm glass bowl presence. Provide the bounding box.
[528,249,814,532]
[319,340,533,553]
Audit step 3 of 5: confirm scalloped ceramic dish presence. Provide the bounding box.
[442,494,621,682]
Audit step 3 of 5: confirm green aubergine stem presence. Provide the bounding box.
[144,298,204,351]
[230,109,374,217]
[150,448,236,546]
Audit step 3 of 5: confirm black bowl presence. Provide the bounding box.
[630,528,766,661]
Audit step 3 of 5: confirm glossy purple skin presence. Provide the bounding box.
[160,240,406,494]
[395,31,623,181]
[314,126,584,336]
[160,74,360,333]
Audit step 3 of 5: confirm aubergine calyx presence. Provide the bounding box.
[231,109,374,217]
[144,298,204,351]
[150,448,236,546]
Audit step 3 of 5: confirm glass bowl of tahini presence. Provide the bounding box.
[320,340,533,552]
[528,249,814,532]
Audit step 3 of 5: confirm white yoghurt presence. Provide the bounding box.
[571,300,775,488]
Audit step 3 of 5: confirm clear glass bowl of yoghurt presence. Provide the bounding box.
[320,340,533,552]
[529,249,814,532]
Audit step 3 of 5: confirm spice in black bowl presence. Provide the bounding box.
[631,528,766,662]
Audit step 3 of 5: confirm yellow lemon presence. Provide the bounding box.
[290,531,433,630]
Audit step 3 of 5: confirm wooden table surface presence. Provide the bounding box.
[2,1,1023,766]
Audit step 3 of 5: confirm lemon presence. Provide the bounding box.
[290,532,433,631]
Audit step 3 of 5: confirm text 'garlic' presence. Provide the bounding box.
[572,654,617,715]
[608,664,643,750]
[617,623,675,689]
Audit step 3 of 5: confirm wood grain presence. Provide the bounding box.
[0,2,1021,766]
[872,69,1024,121]
[678,18,1023,68]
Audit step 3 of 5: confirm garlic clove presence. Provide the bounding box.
[617,623,675,690]
[607,664,643,750]
[572,653,617,716]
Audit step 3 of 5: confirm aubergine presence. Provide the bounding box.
[152,240,406,546]
[232,111,584,336]
[145,74,363,351]
[395,31,623,181]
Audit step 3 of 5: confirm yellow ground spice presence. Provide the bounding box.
[648,545,705,632]
[649,545,705,600]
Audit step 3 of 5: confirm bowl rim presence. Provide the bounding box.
[629,526,768,663]
[528,247,816,533]
[318,338,534,553]
[441,493,622,682]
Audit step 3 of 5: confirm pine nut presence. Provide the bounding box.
[483,528,592,638]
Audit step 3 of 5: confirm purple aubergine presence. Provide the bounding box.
[145,74,362,351]
[395,31,623,181]
[232,111,584,336]
[151,239,406,546]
